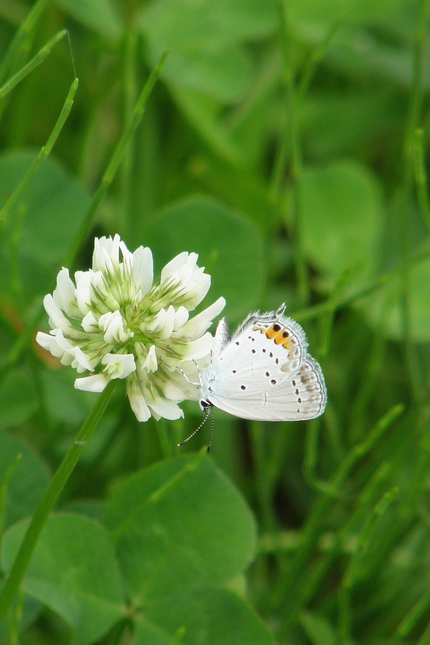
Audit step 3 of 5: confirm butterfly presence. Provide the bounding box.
[179,305,326,447]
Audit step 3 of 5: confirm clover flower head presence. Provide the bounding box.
[36,235,225,421]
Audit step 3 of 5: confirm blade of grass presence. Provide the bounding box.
[0,455,22,551]
[275,461,396,637]
[297,17,343,102]
[0,30,67,101]
[65,50,169,268]
[293,244,430,324]
[337,487,400,642]
[119,26,139,243]
[0,0,52,86]
[0,77,78,225]
[277,0,309,306]
[397,0,430,402]
[413,128,430,230]
[400,587,430,643]
[250,421,277,531]
[273,405,404,613]
[4,51,168,371]
[303,269,354,490]
[0,381,117,620]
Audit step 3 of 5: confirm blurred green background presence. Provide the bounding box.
[1,0,430,643]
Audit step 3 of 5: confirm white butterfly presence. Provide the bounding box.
[198,304,327,422]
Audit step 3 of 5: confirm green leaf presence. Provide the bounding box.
[360,243,430,342]
[39,368,92,425]
[288,0,404,31]
[131,615,171,645]
[55,0,122,41]
[148,43,251,104]
[143,197,264,321]
[140,0,277,102]
[105,454,256,603]
[142,0,277,49]
[298,159,384,288]
[0,150,91,305]
[2,514,125,644]
[0,369,37,429]
[142,587,276,645]
[300,610,336,645]
[168,86,245,164]
[0,432,50,528]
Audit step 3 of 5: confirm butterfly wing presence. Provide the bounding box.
[207,353,326,421]
[202,313,326,421]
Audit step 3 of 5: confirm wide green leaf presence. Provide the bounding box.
[0,368,37,429]
[143,197,264,321]
[0,431,49,528]
[140,0,277,102]
[55,0,122,41]
[0,150,91,306]
[2,514,125,644]
[298,159,384,288]
[360,242,430,342]
[140,587,276,645]
[288,0,404,30]
[105,454,256,603]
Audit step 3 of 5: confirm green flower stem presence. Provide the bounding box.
[0,30,67,101]
[65,49,169,268]
[0,380,116,620]
[0,0,52,85]
[0,75,78,225]
[4,51,168,373]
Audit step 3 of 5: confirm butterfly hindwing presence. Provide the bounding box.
[201,307,326,421]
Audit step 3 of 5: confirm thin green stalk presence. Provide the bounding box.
[274,462,393,632]
[264,424,295,508]
[397,0,430,402]
[270,11,340,308]
[413,128,430,230]
[318,267,353,360]
[0,381,116,620]
[337,487,399,643]
[273,405,403,610]
[297,17,343,102]
[65,50,169,268]
[120,27,139,242]
[0,77,78,225]
[250,422,276,531]
[277,0,309,306]
[169,626,186,645]
[418,621,430,645]
[303,270,353,489]
[303,419,326,492]
[0,30,66,101]
[4,52,168,371]
[294,244,430,324]
[400,588,430,642]
[156,419,175,459]
[348,295,391,443]
[0,0,52,85]
[0,455,22,551]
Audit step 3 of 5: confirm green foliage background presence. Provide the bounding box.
[1,0,430,643]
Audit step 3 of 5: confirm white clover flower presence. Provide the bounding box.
[37,235,225,421]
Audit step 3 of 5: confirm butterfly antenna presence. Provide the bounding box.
[206,412,215,452]
[177,407,211,447]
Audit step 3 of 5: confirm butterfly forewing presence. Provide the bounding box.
[206,354,325,422]
[201,308,326,421]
